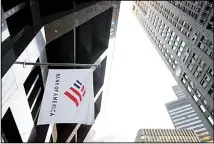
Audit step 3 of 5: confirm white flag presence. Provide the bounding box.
[37,69,94,125]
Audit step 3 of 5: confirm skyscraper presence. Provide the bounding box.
[132,1,213,139]
[166,85,212,142]
[135,128,200,143]
[1,1,120,142]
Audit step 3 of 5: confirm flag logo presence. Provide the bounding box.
[64,80,86,107]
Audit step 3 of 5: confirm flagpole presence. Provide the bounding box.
[75,133,77,143]
[73,1,79,141]
[15,61,98,67]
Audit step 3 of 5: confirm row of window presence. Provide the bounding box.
[169,1,199,20]
[200,67,213,91]
[149,13,181,66]
[175,116,199,126]
[136,1,148,16]
[166,101,190,111]
[181,72,213,113]
[198,2,213,26]
[186,53,213,97]
[202,33,214,47]
[208,84,213,98]
[181,1,202,12]
[206,16,214,32]
[194,127,207,133]
[171,110,195,120]
[147,11,178,70]
[142,135,198,143]
[142,129,196,138]
[187,123,204,131]
[177,120,202,129]
[148,2,201,70]
[181,74,214,125]
[169,104,191,113]
[189,1,204,7]
[173,116,187,123]
[172,112,198,123]
[190,54,204,80]
[197,35,213,59]
[150,1,193,39]
[170,107,193,116]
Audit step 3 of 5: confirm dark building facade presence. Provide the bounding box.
[165,85,212,142]
[133,1,213,139]
[1,1,120,142]
[135,128,200,143]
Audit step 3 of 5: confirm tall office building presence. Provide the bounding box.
[166,85,212,142]
[135,128,200,143]
[1,1,120,142]
[132,1,214,139]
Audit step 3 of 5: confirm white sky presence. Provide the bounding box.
[85,1,178,142]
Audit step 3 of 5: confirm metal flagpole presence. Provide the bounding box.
[73,1,78,142]
[75,132,77,143]
[15,61,98,68]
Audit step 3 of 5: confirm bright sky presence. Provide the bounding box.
[85,1,178,142]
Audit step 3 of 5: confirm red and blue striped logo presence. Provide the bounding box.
[64,80,86,107]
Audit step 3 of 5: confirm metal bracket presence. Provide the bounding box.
[23,60,26,68]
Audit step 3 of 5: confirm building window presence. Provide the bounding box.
[196,90,201,97]
[206,49,213,58]
[196,66,203,73]
[178,46,183,52]
[190,81,194,88]
[199,60,206,68]
[192,53,198,60]
[187,85,192,92]
[193,71,199,78]
[188,64,193,71]
[208,116,213,125]
[208,89,213,97]
[191,31,199,44]
[181,41,185,47]
[200,79,208,88]
[176,36,180,41]
[181,78,186,84]
[172,46,176,51]
[183,73,188,79]
[172,64,176,69]
[177,51,181,57]
[190,59,196,65]
[203,74,211,82]
[193,95,198,102]
[198,42,205,50]
[203,99,208,105]
[200,105,206,113]
[207,68,213,76]
[172,32,175,37]
[175,66,182,77]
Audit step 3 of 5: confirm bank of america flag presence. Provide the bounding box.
[37,69,94,125]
